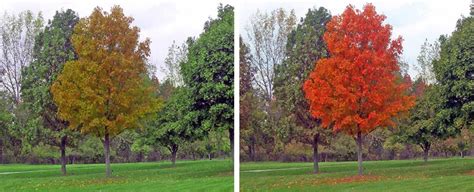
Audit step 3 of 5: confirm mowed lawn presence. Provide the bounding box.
[241,157,474,191]
[0,159,233,191]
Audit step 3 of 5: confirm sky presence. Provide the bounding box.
[0,0,232,80]
[238,0,472,78]
[0,0,470,80]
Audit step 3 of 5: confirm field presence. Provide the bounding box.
[240,157,474,191]
[0,160,233,191]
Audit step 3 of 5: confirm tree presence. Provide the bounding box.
[147,81,194,166]
[399,32,450,163]
[239,37,252,98]
[432,12,473,133]
[303,4,414,175]
[243,8,296,159]
[240,35,274,161]
[21,9,79,175]
[0,91,13,163]
[246,8,296,102]
[456,128,472,158]
[181,4,234,158]
[0,11,43,105]
[51,6,159,177]
[239,36,256,160]
[161,39,189,87]
[401,79,443,162]
[274,7,332,174]
[416,39,440,84]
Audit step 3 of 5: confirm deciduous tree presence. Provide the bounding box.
[21,9,79,175]
[181,4,234,158]
[0,91,13,163]
[303,4,414,175]
[246,8,296,102]
[239,36,274,161]
[51,6,159,177]
[147,81,194,166]
[161,39,189,87]
[239,36,257,160]
[433,11,473,133]
[416,39,440,84]
[401,78,443,162]
[274,7,332,174]
[0,11,43,105]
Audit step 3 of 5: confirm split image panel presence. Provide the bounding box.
[0,1,234,191]
[0,0,473,191]
[239,1,474,191]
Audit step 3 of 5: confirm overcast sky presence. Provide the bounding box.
[0,0,232,80]
[238,0,472,78]
[0,0,471,80]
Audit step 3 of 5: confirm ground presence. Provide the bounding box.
[0,159,233,191]
[240,157,474,191]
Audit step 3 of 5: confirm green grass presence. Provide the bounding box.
[0,159,233,191]
[240,157,474,191]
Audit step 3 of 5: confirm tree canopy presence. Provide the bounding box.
[181,4,234,154]
[433,13,474,132]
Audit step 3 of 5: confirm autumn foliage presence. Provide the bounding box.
[51,6,159,177]
[303,4,414,175]
[303,4,414,136]
[52,6,156,137]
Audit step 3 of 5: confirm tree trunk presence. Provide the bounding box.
[13,140,21,160]
[356,131,363,176]
[103,132,111,177]
[423,148,428,162]
[251,144,255,161]
[137,152,143,162]
[171,144,178,167]
[422,143,430,163]
[0,138,3,164]
[461,151,464,158]
[250,138,256,161]
[60,135,67,176]
[229,127,234,161]
[389,150,395,160]
[312,133,320,174]
[208,153,212,160]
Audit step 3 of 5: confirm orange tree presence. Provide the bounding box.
[51,6,159,177]
[303,4,414,175]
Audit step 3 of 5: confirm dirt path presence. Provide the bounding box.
[240,167,307,173]
[0,170,47,175]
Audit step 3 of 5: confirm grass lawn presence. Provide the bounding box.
[0,159,233,191]
[240,157,474,191]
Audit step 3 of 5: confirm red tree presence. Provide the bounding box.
[303,4,414,175]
